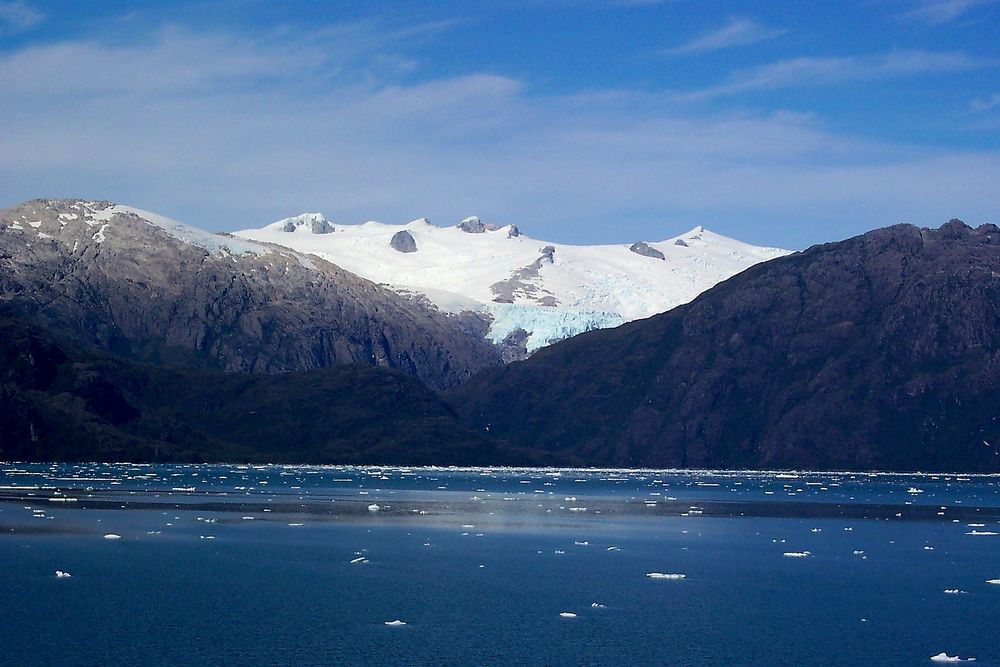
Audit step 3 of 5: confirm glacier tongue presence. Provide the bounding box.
[235,215,791,355]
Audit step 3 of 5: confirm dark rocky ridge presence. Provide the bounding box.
[447,220,1000,472]
[0,200,500,389]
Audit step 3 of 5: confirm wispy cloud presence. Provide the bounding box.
[0,0,42,35]
[971,92,1000,111]
[662,16,786,56]
[0,23,998,249]
[675,50,990,100]
[900,0,995,24]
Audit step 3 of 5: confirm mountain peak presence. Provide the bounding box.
[272,212,333,234]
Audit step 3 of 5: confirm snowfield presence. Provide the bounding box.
[236,214,791,352]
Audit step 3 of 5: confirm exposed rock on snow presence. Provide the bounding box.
[629,241,665,260]
[390,230,417,253]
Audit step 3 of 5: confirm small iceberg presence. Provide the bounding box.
[986,579,1000,585]
[367,504,380,512]
[55,570,72,578]
[591,602,606,609]
[103,533,122,540]
[559,612,577,618]
[929,652,975,663]
[384,620,406,626]
[646,572,686,580]
[966,530,998,536]
[783,551,811,558]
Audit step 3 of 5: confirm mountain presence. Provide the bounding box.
[0,311,524,464]
[446,220,1000,472]
[235,214,789,356]
[0,200,501,389]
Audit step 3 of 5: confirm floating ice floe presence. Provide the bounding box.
[646,572,686,580]
[966,531,998,536]
[943,589,966,595]
[559,612,577,618]
[288,523,304,527]
[783,551,811,558]
[384,620,406,626]
[367,504,380,512]
[103,533,122,540]
[986,579,1000,585]
[350,557,368,564]
[55,570,72,578]
[929,652,975,663]
[591,603,605,609]
[606,546,621,551]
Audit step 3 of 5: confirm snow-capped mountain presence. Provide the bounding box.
[236,214,791,353]
[0,200,501,388]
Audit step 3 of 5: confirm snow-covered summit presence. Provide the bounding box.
[235,214,791,353]
[268,212,334,234]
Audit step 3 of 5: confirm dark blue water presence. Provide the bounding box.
[2,464,998,665]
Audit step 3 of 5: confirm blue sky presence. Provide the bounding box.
[1,0,998,248]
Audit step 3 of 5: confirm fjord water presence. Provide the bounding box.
[2,465,998,666]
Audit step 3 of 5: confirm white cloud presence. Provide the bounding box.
[662,16,786,56]
[971,92,1000,111]
[0,0,42,35]
[0,24,997,249]
[901,0,995,24]
[674,50,990,100]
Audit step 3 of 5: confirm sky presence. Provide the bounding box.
[0,0,998,249]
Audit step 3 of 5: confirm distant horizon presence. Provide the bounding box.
[1,0,998,250]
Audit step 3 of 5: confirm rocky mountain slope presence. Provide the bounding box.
[236,213,789,355]
[0,311,525,464]
[446,220,1000,472]
[0,200,500,389]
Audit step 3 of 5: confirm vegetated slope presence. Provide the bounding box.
[0,313,522,465]
[0,200,500,389]
[447,220,1000,472]
[236,213,789,355]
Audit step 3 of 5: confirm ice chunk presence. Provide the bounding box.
[966,531,998,536]
[368,504,380,512]
[783,551,811,558]
[384,620,407,626]
[55,570,72,578]
[103,533,122,540]
[591,602,606,609]
[646,572,686,580]
[986,579,1000,585]
[559,612,577,618]
[929,652,975,663]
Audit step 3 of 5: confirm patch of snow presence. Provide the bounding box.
[88,204,271,257]
[92,224,109,243]
[26,220,42,229]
